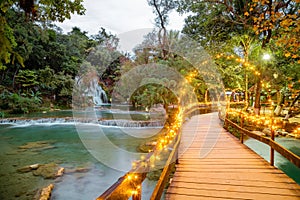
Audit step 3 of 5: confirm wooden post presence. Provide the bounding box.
[175,147,179,164]
[224,111,229,129]
[270,119,275,166]
[240,113,244,144]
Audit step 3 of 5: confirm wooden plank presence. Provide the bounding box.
[168,182,300,196]
[166,113,300,200]
[169,176,300,189]
[167,187,300,200]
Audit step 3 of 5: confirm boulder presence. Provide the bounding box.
[39,184,54,200]
[33,163,59,179]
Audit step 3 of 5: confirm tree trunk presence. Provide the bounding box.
[274,90,284,116]
[285,92,300,120]
[12,67,19,89]
[254,81,262,115]
[204,89,208,103]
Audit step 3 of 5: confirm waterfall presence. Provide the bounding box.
[89,78,108,105]
[75,76,108,106]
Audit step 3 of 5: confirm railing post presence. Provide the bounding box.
[240,113,244,144]
[270,119,275,166]
[175,130,179,164]
[224,111,228,129]
[175,147,179,164]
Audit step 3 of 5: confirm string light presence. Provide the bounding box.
[214,53,260,76]
[119,107,186,198]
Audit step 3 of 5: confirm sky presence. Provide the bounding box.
[57,0,185,34]
[56,0,186,52]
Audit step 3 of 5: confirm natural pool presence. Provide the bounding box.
[0,109,161,200]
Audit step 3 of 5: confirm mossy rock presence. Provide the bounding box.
[147,169,162,181]
[32,163,59,179]
[18,140,55,151]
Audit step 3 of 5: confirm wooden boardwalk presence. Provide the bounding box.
[166,113,300,200]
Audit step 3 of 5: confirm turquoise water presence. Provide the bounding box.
[0,118,159,199]
[244,137,300,184]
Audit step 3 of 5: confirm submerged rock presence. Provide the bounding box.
[137,141,156,153]
[65,167,91,174]
[17,163,40,173]
[18,141,55,151]
[33,163,59,179]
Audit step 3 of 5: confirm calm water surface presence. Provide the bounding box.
[0,110,159,200]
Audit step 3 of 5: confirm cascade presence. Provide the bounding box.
[75,76,108,106]
[98,119,164,128]
[88,78,108,105]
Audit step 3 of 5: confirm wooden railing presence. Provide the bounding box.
[224,115,300,168]
[97,103,217,200]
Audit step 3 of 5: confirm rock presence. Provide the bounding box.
[65,167,90,174]
[33,163,59,179]
[281,131,288,136]
[30,164,40,170]
[39,184,54,200]
[252,131,265,137]
[55,167,64,177]
[262,128,271,136]
[74,167,90,173]
[17,164,40,173]
[17,166,32,173]
[18,141,55,151]
[277,130,288,136]
[138,142,156,153]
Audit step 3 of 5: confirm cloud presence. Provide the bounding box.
[56,0,185,35]
[55,0,185,53]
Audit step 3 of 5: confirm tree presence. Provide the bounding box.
[0,0,85,69]
[148,0,176,59]
[176,0,299,114]
[249,0,300,62]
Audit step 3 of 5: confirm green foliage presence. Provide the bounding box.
[15,69,38,88]
[0,0,85,69]
[0,91,41,114]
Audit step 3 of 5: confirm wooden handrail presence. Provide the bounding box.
[150,129,181,200]
[225,118,300,168]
